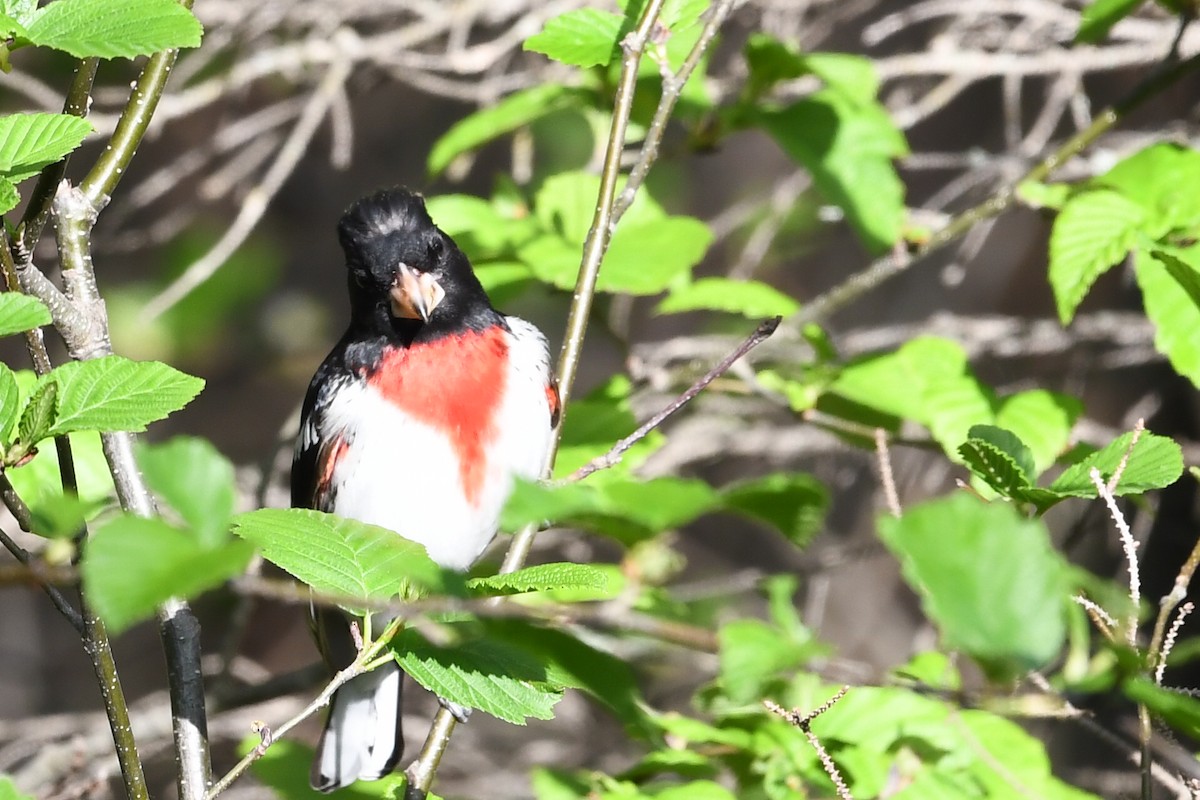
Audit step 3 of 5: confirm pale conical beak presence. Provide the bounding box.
[389,263,445,322]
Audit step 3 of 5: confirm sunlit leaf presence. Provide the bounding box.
[41,356,203,437]
[83,515,253,633]
[23,0,202,59]
[232,509,457,610]
[1048,190,1144,324]
[878,494,1069,679]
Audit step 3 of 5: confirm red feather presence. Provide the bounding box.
[367,326,509,506]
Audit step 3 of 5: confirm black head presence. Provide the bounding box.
[337,188,496,338]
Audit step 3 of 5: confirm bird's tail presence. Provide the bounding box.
[310,661,404,792]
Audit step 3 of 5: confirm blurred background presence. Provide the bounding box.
[2,0,1200,797]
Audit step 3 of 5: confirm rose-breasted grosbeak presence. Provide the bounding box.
[292,188,559,792]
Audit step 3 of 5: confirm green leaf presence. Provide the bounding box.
[1093,143,1200,231]
[1,0,37,22]
[0,294,51,338]
[0,177,17,214]
[1124,677,1200,739]
[137,437,235,549]
[652,782,737,800]
[878,494,1069,679]
[597,217,712,295]
[743,35,877,103]
[994,390,1080,475]
[757,90,907,254]
[427,84,583,176]
[232,509,455,608]
[0,112,92,181]
[721,472,828,547]
[0,363,18,444]
[744,34,807,96]
[831,337,994,456]
[1077,0,1146,43]
[0,775,33,800]
[1135,245,1200,387]
[523,8,623,68]
[1148,247,1200,311]
[16,378,56,453]
[501,476,719,545]
[6,428,114,523]
[957,711,1102,798]
[957,424,1035,498]
[82,515,253,633]
[240,737,399,800]
[392,626,563,724]
[1049,429,1182,498]
[1048,190,1144,324]
[657,277,800,318]
[23,0,203,59]
[481,619,652,735]
[521,173,712,295]
[802,53,879,104]
[718,618,815,703]
[425,194,539,260]
[467,562,611,596]
[41,355,203,437]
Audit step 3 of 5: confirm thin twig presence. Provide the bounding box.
[874,428,902,517]
[0,516,84,634]
[1090,466,1140,646]
[1157,602,1192,686]
[612,0,736,221]
[567,317,780,482]
[1073,594,1116,642]
[765,689,853,800]
[142,35,356,321]
[205,642,385,800]
[796,49,1200,327]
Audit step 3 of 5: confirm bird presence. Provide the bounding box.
[291,187,559,792]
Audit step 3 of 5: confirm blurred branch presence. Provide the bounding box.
[142,34,355,321]
[0,487,84,634]
[796,45,1200,327]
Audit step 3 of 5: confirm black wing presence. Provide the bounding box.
[291,342,356,511]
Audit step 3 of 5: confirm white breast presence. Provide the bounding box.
[320,320,553,570]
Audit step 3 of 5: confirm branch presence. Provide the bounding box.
[567,316,780,482]
[795,48,1200,327]
[611,0,736,221]
[16,57,99,254]
[80,0,195,207]
[142,35,356,321]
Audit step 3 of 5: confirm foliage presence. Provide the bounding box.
[3,1,1200,800]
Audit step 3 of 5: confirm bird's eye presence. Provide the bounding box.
[427,238,444,260]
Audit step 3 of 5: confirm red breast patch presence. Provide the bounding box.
[368,327,509,506]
